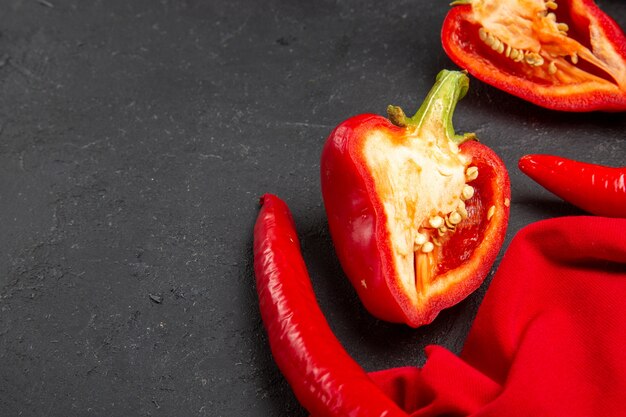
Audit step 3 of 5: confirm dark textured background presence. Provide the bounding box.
[0,0,624,416]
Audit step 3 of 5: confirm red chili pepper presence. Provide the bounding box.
[320,70,510,328]
[441,0,626,111]
[253,194,409,417]
[519,154,626,218]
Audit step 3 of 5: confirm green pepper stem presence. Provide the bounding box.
[388,70,474,144]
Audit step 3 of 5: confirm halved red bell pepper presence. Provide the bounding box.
[442,0,626,111]
[320,70,510,328]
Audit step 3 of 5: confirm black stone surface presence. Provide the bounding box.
[0,1,624,416]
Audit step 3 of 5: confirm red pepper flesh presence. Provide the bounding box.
[253,194,409,417]
[321,70,510,328]
[442,0,626,111]
[519,154,626,218]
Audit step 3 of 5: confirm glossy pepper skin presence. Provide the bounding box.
[321,71,510,328]
[519,154,626,218]
[442,0,626,111]
[253,194,409,417]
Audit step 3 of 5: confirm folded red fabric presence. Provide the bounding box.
[368,216,626,416]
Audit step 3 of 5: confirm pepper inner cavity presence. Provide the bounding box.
[469,0,624,86]
[412,165,478,296]
[362,129,477,302]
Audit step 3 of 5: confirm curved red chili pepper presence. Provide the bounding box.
[519,154,626,218]
[253,194,409,417]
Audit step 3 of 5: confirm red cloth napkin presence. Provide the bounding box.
[368,216,626,416]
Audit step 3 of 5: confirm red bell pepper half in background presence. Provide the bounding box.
[519,154,626,218]
[320,70,510,328]
[442,0,626,111]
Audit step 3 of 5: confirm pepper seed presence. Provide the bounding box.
[491,38,501,51]
[546,1,557,10]
[448,211,462,225]
[478,27,487,41]
[525,52,544,67]
[421,242,434,253]
[548,61,557,75]
[465,166,478,181]
[414,232,428,246]
[438,165,454,176]
[482,31,491,46]
[461,185,475,201]
[456,200,468,219]
[428,215,444,229]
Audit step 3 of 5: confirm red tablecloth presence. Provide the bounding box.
[370,216,626,416]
